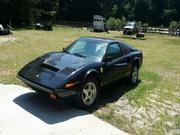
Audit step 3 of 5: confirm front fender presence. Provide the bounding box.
[83,69,101,84]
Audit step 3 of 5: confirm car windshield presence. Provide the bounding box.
[64,39,108,61]
[126,22,134,26]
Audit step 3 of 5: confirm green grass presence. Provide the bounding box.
[0,27,180,135]
[127,70,161,107]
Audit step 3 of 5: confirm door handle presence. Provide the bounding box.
[114,63,127,67]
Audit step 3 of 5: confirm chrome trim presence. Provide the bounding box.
[17,75,54,94]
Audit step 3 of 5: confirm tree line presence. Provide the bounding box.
[0,0,180,27]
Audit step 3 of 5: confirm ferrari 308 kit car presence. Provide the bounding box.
[17,37,143,109]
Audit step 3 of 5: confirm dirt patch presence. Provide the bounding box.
[0,69,14,76]
[96,93,180,135]
[0,37,16,44]
[152,67,180,85]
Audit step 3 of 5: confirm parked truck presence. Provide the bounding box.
[123,22,138,35]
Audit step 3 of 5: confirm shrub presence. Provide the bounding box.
[106,17,117,30]
[137,21,142,29]
[169,21,178,30]
[115,18,121,29]
[169,21,178,36]
[142,23,149,32]
[120,17,127,28]
[106,17,127,30]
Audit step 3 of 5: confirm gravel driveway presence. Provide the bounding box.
[0,84,128,135]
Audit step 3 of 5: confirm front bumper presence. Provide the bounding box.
[17,75,77,98]
[123,30,133,35]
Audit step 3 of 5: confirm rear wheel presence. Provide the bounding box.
[129,65,139,85]
[76,77,99,109]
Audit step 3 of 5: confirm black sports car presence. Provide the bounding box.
[17,37,143,109]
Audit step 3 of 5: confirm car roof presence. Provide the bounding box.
[79,37,135,47]
[127,21,136,24]
[79,37,118,43]
[76,37,137,50]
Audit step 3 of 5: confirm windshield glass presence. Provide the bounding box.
[64,39,108,61]
[126,22,134,26]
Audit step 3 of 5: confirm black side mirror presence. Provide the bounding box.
[104,55,114,62]
[63,48,69,54]
[63,48,65,52]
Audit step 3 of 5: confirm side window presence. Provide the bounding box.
[120,43,132,55]
[106,43,122,59]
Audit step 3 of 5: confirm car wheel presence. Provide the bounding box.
[76,77,99,109]
[129,65,139,85]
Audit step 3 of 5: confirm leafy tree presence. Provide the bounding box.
[142,23,149,32]
[106,17,117,30]
[169,21,178,35]
[111,4,119,17]
[170,21,178,30]
[0,0,180,27]
[137,21,143,29]
[106,17,127,30]
[121,17,127,28]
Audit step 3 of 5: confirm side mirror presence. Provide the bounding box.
[103,55,114,62]
[63,48,67,53]
[63,48,65,52]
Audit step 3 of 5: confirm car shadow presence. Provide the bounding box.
[13,92,87,124]
[91,79,141,112]
[13,79,141,124]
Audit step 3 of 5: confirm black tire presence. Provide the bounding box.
[76,77,100,109]
[128,64,139,85]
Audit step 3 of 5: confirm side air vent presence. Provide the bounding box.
[40,63,59,72]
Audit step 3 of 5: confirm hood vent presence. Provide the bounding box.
[40,63,59,72]
[60,67,76,75]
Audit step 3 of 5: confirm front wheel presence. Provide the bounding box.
[76,77,99,109]
[129,65,139,85]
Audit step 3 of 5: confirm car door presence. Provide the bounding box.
[120,42,134,76]
[102,42,128,85]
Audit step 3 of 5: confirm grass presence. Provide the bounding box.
[0,27,180,135]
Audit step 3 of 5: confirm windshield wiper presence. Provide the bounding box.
[73,53,87,58]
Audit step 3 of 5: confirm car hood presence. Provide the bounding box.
[41,52,92,69]
[18,52,96,89]
[124,26,133,29]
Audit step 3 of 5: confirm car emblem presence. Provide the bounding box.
[36,74,40,78]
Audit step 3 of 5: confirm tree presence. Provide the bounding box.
[106,17,127,30]
[169,21,178,36]
[0,0,180,27]
[134,0,151,22]
[142,23,149,32]
[106,17,117,30]
[111,4,119,17]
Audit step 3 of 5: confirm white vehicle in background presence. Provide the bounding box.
[0,24,10,35]
[0,24,4,30]
[93,15,107,32]
[123,22,138,35]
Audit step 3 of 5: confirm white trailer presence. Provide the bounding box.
[93,15,106,32]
